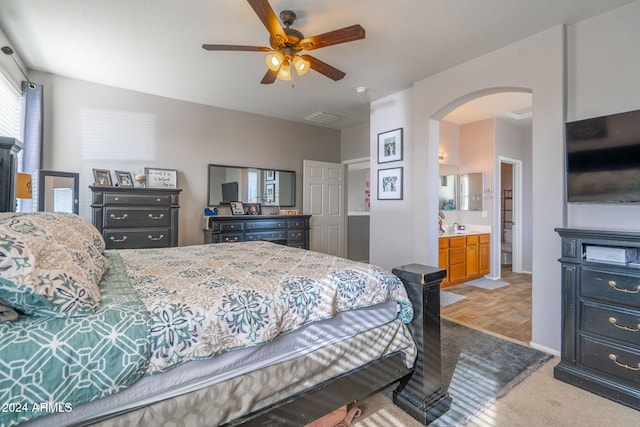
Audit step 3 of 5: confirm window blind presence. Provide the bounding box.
[0,70,22,138]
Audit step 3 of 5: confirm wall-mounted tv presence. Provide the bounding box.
[566,108,640,203]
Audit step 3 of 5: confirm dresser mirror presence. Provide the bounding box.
[460,172,484,211]
[37,170,79,214]
[207,164,295,207]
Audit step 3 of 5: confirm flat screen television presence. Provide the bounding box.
[220,181,238,204]
[566,108,640,203]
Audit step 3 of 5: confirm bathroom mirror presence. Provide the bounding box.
[460,172,484,211]
[38,170,79,214]
[207,164,295,207]
[439,174,457,210]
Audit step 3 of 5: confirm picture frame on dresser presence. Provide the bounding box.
[92,169,112,186]
[114,171,134,187]
[230,201,245,215]
[145,167,178,189]
[247,203,261,215]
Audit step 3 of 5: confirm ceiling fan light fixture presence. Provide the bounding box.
[265,51,284,71]
[277,60,292,81]
[292,55,310,76]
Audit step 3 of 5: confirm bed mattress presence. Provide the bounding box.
[22,301,415,427]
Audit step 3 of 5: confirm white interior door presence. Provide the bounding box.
[303,160,346,257]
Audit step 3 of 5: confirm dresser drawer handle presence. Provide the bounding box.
[148,213,165,220]
[110,213,128,220]
[608,280,640,294]
[608,317,640,332]
[277,223,283,227]
[608,354,640,371]
[224,236,238,242]
[156,198,161,202]
[147,234,164,241]
[229,225,236,229]
[110,236,128,243]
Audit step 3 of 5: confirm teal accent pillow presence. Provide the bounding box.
[0,212,108,317]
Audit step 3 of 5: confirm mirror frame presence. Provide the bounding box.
[207,164,296,207]
[460,172,484,211]
[38,170,80,214]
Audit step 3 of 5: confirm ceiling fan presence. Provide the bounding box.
[202,0,365,84]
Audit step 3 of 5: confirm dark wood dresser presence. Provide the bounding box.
[0,137,23,212]
[204,215,310,249]
[555,228,640,410]
[90,186,181,249]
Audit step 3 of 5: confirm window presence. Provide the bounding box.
[0,71,22,138]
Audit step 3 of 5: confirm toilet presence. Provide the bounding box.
[501,228,513,265]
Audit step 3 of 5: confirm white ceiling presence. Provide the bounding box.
[0,0,633,129]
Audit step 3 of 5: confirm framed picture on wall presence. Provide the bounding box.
[377,167,403,200]
[377,128,403,163]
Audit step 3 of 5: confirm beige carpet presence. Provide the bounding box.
[353,357,638,426]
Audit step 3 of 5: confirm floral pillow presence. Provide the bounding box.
[0,212,108,317]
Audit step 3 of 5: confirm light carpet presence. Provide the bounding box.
[440,290,467,307]
[464,278,509,290]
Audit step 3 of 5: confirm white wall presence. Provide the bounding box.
[34,72,341,246]
[370,26,565,352]
[566,0,640,229]
[369,88,414,270]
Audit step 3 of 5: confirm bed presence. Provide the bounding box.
[0,212,450,426]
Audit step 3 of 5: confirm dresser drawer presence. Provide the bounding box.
[104,228,171,249]
[212,233,243,243]
[438,238,449,249]
[245,220,287,230]
[213,222,244,233]
[581,268,640,308]
[466,235,479,245]
[581,302,640,346]
[287,219,307,229]
[104,207,171,227]
[581,335,640,386]
[246,230,288,241]
[288,230,305,241]
[104,192,172,206]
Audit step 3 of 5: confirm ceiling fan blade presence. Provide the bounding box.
[202,44,271,52]
[299,24,365,50]
[301,55,346,81]
[260,68,278,84]
[247,0,288,47]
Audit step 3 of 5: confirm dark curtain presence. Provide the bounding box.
[20,81,43,212]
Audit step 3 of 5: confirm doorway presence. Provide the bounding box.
[499,157,523,274]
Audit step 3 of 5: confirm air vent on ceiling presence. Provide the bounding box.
[304,111,345,125]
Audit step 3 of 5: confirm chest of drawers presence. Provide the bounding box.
[204,215,310,249]
[90,186,181,249]
[555,228,640,410]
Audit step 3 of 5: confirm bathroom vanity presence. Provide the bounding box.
[438,232,490,287]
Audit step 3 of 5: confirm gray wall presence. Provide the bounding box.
[33,71,341,246]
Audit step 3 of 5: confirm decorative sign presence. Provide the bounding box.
[144,167,178,189]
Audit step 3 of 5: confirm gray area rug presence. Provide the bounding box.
[440,290,466,307]
[431,319,552,426]
[464,278,509,290]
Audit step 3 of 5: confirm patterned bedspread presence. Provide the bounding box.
[0,253,150,427]
[116,241,414,374]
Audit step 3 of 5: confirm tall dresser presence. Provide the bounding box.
[90,186,181,249]
[0,137,23,212]
[555,228,640,410]
[204,215,310,249]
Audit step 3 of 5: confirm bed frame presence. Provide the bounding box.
[232,263,451,426]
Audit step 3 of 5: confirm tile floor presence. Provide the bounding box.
[440,265,532,344]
